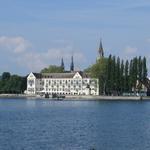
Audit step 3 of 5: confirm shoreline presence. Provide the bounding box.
[0,94,150,101]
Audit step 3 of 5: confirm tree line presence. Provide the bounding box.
[0,72,27,94]
[40,65,64,73]
[0,55,148,95]
[85,55,148,95]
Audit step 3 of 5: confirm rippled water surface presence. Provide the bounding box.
[1,99,150,150]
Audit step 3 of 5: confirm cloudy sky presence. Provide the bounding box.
[0,0,150,75]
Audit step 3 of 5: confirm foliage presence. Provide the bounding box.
[142,57,147,81]
[2,72,11,80]
[85,57,108,94]
[0,73,27,94]
[40,65,64,73]
[84,55,148,95]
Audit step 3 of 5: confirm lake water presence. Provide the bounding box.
[0,99,150,150]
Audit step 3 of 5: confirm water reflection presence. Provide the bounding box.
[26,100,36,108]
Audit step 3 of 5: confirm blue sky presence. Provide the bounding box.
[0,0,150,75]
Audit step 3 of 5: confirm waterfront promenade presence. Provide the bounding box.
[0,94,149,100]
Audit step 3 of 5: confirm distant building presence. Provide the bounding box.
[26,71,99,96]
[134,78,150,96]
[96,39,104,61]
[98,39,104,58]
[134,80,148,96]
[70,56,74,72]
[60,58,65,71]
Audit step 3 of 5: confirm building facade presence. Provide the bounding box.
[26,71,99,96]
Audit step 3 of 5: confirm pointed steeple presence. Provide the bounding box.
[70,55,74,72]
[98,39,104,58]
[61,57,64,71]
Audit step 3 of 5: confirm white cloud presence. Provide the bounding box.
[124,46,138,54]
[0,36,31,53]
[42,46,85,61]
[15,46,86,72]
[0,36,86,73]
[16,52,47,72]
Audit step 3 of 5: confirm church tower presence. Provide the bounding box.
[60,57,64,71]
[98,39,104,58]
[70,55,74,72]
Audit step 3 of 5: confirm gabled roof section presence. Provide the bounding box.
[42,71,90,79]
[28,71,91,79]
[78,71,90,78]
[42,72,75,78]
[32,73,42,79]
[73,72,82,79]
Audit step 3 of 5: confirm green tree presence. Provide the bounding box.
[106,54,112,95]
[41,65,64,73]
[124,60,129,92]
[111,56,116,93]
[129,57,138,92]
[0,73,27,94]
[136,56,143,92]
[116,57,121,94]
[138,56,142,81]
[2,72,11,80]
[129,59,133,92]
[120,60,124,94]
[133,57,138,91]
[85,57,108,95]
[142,57,147,81]
[84,54,148,96]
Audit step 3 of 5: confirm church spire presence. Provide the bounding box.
[60,57,64,71]
[98,39,104,58]
[70,55,74,72]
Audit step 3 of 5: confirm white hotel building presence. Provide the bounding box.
[26,71,99,96]
[25,39,107,96]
